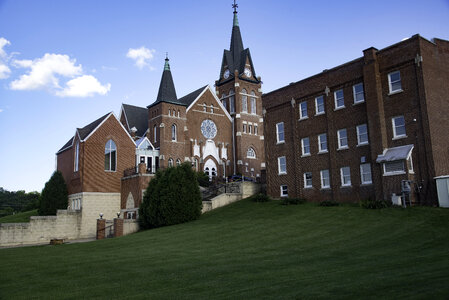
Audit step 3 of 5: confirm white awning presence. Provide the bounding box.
[376,144,414,163]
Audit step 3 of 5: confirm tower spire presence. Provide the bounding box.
[232,0,239,26]
[156,56,177,103]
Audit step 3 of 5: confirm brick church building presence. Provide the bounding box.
[56,5,265,224]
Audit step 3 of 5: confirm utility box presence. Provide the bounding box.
[435,175,449,208]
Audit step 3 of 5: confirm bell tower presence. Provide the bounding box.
[215,1,265,179]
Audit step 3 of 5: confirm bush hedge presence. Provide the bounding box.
[249,193,270,202]
[139,163,202,229]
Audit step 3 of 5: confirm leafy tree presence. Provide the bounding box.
[139,163,202,229]
[38,171,68,215]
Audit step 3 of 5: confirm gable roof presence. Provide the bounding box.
[77,112,111,140]
[186,85,232,122]
[121,103,148,137]
[57,136,75,154]
[178,85,209,106]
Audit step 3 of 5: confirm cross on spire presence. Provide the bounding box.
[232,0,238,13]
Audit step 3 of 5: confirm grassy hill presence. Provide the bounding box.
[0,209,38,223]
[1,199,449,299]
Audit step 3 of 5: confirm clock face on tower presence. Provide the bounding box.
[201,119,217,139]
[244,67,252,78]
[223,69,230,79]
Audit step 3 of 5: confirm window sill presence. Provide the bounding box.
[304,186,313,189]
[315,112,325,116]
[353,100,365,106]
[334,106,345,111]
[298,116,309,121]
[321,187,331,190]
[279,172,287,176]
[361,183,373,186]
[392,135,407,140]
[357,143,369,147]
[276,141,285,145]
[318,150,328,154]
[383,171,406,176]
[301,153,311,158]
[388,89,403,96]
[105,170,117,173]
[340,185,352,188]
[337,146,349,151]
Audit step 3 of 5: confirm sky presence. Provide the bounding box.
[0,0,448,192]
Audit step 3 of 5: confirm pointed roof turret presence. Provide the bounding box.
[230,1,244,70]
[155,55,177,104]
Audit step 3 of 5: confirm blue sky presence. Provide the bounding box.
[0,0,448,192]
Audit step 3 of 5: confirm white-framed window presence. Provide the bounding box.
[276,122,285,144]
[168,158,174,167]
[104,139,117,172]
[243,123,247,133]
[177,110,180,118]
[340,166,351,187]
[356,124,369,145]
[171,124,177,141]
[353,83,365,103]
[383,160,405,175]
[203,103,207,112]
[210,104,214,113]
[176,159,181,166]
[320,170,330,189]
[248,124,253,134]
[280,185,288,197]
[241,89,248,113]
[153,124,157,143]
[360,163,372,184]
[388,71,402,94]
[334,89,345,109]
[318,133,328,153]
[247,147,256,159]
[337,129,348,149]
[74,141,79,172]
[392,116,406,138]
[315,95,325,115]
[229,89,235,114]
[278,156,287,175]
[301,137,310,156]
[254,125,258,135]
[299,101,308,119]
[304,172,312,188]
[250,91,256,114]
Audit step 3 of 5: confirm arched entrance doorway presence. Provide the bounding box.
[204,159,217,181]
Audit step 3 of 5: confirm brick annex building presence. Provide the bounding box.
[263,35,449,205]
[56,6,265,225]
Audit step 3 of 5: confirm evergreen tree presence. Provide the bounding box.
[38,171,68,215]
[139,163,202,229]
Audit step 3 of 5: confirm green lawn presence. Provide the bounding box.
[0,209,38,223]
[1,200,449,299]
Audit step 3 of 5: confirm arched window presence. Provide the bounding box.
[176,159,181,166]
[74,142,79,172]
[171,124,177,141]
[203,103,207,112]
[247,147,256,159]
[241,89,248,112]
[250,91,256,114]
[211,104,214,113]
[229,89,235,113]
[153,125,157,143]
[222,93,227,111]
[168,109,171,116]
[105,139,117,171]
[177,110,180,118]
[168,158,174,167]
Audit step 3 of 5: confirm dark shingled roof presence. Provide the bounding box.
[57,137,74,153]
[122,104,148,137]
[77,112,111,140]
[149,57,178,108]
[178,85,208,107]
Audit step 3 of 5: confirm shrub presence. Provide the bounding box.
[250,193,270,202]
[360,198,392,209]
[319,200,339,207]
[139,163,202,229]
[280,197,306,205]
[197,171,210,187]
[38,171,68,215]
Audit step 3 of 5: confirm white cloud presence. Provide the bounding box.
[11,59,33,68]
[55,75,111,97]
[126,46,155,69]
[10,54,82,90]
[0,38,11,58]
[0,109,3,113]
[0,63,11,79]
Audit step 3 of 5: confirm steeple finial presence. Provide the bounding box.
[164,53,170,71]
[232,0,238,13]
[232,0,239,27]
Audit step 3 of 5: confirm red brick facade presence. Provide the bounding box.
[262,35,449,205]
